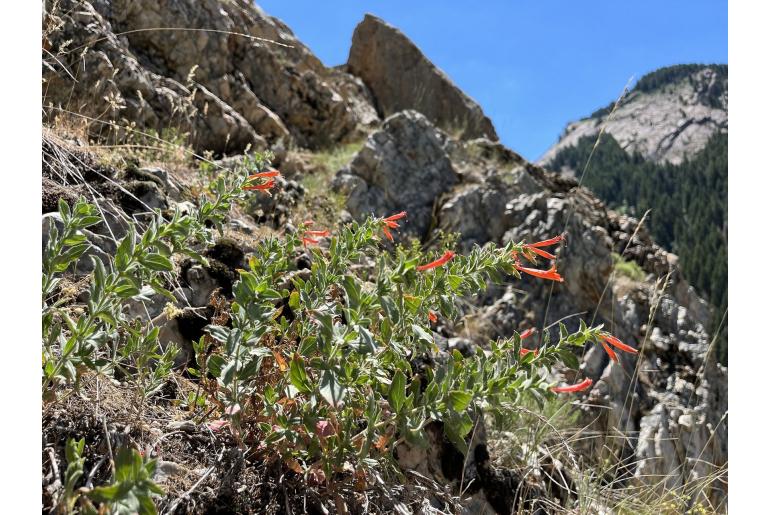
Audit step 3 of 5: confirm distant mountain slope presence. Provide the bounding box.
[539,64,727,167]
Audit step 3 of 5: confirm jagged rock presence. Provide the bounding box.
[139,166,181,199]
[118,180,169,212]
[153,460,191,483]
[153,306,213,368]
[215,72,292,143]
[438,183,511,251]
[333,110,458,238]
[42,177,81,214]
[123,289,168,322]
[179,239,245,306]
[634,356,727,505]
[229,218,254,234]
[42,213,64,251]
[347,14,497,142]
[43,0,264,155]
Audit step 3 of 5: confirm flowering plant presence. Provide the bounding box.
[43,156,638,493]
[200,186,638,483]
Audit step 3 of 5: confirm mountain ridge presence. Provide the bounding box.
[539,63,728,167]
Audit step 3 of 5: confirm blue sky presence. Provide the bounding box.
[258,1,727,161]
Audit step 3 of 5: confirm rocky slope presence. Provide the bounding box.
[539,64,728,168]
[43,0,380,154]
[42,1,727,512]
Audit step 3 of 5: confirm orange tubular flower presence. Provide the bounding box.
[519,348,539,357]
[551,378,593,394]
[384,211,407,222]
[529,234,565,248]
[247,170,281,180]
[302,237,320,246]
[428,311,438,324]
[601,341,619,363]
[519,234,564,261]
[520,328,536,339]
[417,250,456,271]
[243,170,281,192]
[600,333,638,354]
[515,264,564,282]
[306,230,331,238]
[382,211,406,241]
[303,220,315,227]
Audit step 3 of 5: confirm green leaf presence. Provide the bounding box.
[89,483,121,502]
[559,349,580,370]
[205,325,230,343]
[342,275,361,309]
[262,288,282,301]
[58,198,71,219]
[319,369,347,408]
[403,295,420,312]
[448,390,473,412]
[412,324,434,346]
[446,274,464,291]
[141,253,173,272]
[443,412,474,455]
[355,326,377,354]
[288,290,300,310]
[389,370,407,413]
[289,357,312,393]
[113,283,141,298]
[137,495,158,515]
[221,360,237,385]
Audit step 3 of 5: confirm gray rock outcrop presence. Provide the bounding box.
[333,111,458,238]
[347,14,498,142]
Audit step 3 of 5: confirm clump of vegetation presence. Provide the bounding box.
[612,252,646,281]
[43,152,643,511]
[53,438,162,515]
[294,141,365,225]
[309,141,365,177]
[633,64,727,107]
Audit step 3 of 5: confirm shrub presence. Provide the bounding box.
[612,252,646,281]
[43,157,638,502]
